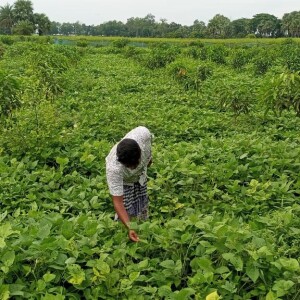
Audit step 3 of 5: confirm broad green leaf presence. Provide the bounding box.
[120,279,132,290]
[129,271,140,282]
[67,264,85,285]
[206,291,220,300]
[174,288,195,300]
[1,251,15,267]
[158,285,172,298]
[278,258,299,271]
[137,259,149,269]
[221,281,237,293]
[61,220,74,239]
[0,285,10,300]
[0,223,17,239]
[246,265,259,283]
[95,260,110,275]
[239,153,248,159]
[42,294,65,300]
[38,224,51,239]
[266,291,276,300]
[65,257,76,265]
[0,237,6,249]
[222,253,243,271]
[37,279,46,292]
[272,280,294,297]
[56,157,69,166]
[0,211,8,223]
[160,260,175,269]
[43,273,56,282]
[190,257,213,272]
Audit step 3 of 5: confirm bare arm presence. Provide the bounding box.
[112,195,139,242]
[112,195,130,228]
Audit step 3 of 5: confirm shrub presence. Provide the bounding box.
[213,74,258,117]
[260,71,300,117]
[0,35,15,45]
[144,46,178,69]
[280,44,300,72]
[231,49,251,70]
[0,70,21,118]
[208,45,228,65]
[112,38,130,48]
[252,49,276,75]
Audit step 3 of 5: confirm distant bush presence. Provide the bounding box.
[76,39,89,47]
[246,34,256,38]
[0,35,14,45]
[208,45,228,65]
[112,38,130,48]
[144,46,179,69]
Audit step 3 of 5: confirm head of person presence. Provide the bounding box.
[117,138,141,169]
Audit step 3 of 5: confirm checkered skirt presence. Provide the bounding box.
[123,182,149,220]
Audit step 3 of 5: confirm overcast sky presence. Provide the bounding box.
[4,0,300,25]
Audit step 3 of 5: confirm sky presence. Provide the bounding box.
[3,0,300,26]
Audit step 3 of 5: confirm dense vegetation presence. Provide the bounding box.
[0,0,300,38]
[0,36,300,299]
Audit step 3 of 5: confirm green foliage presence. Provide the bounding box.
[0,70,21,117]
[76,39,88,47]
[213,74,258,116]
[260,71,300,116]
[252,48,276,75]
[0,41,300,299]
[0,42,5,57]
[12,20,35,35]
[280,43,300,72]
[208,45,228,64]
[167,59,213,93]
[230,48,252,70]
[143,46,179,69]
[0,36,14,45]
[112,38,130,48]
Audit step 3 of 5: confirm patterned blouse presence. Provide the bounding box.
[105,126,152,196]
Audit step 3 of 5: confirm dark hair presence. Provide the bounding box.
[117,138,141,166]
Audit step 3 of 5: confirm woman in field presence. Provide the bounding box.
[105,126,153,242]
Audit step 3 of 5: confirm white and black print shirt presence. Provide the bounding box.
[105,126,152,196]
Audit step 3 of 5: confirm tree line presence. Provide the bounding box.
[1,0,300,38]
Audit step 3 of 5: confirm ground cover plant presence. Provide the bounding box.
[0,37,300,299]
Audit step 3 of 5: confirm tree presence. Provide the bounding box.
[12,0,35,35]
[13,0,34,23]
[34,13,50,35]
[155,18,168,37]
[60,22,75,35]
[283,11,300,37]
[165,22,182,38]
[49,21,60,35]
[289,13,300,37]
[140,14,156,37]
[12,19,34,35]
[190,20,207,38]
[207,14,231,38]
[126,17,144,37]
[0,4,14,34]
[231,18,251,37]
[251,13,281,37]
[98,20,125,36]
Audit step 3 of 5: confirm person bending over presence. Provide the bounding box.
[105,126,153,242]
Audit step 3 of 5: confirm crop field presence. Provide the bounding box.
[0,37,300,299]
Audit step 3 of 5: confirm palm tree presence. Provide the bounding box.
[0,4,14,34]
[13,0,34,23]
